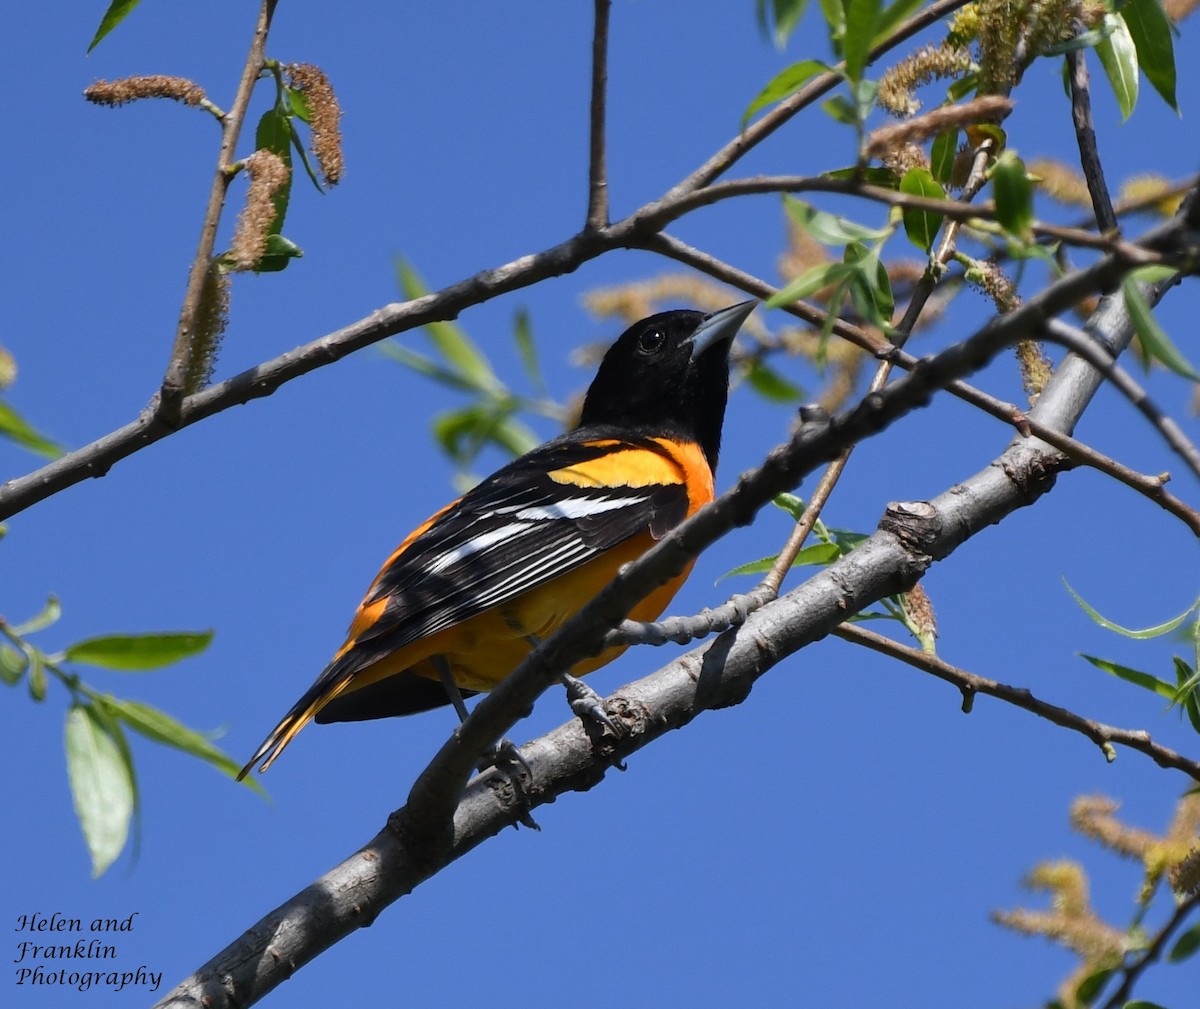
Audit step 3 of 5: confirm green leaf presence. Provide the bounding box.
[1128,264,1180,286]
[768,261,853,308]
[27,651,47,701]
[254,108,293,236]
[395,261,501,391]
[1169,921,1200,962]
[873,0,927,45]
[822,94,860,126]
[991,151,1034,241]
[286,86,314,124]
[1045,22,1116,57]
[89,702,141,859]
[743,60,829,126]
[773,492,808,521]
[930,128,959,188]
[785,195,890,244]
[432,404,536,464]
[1095,13,1139,121]
[65,704,134,877]
[1173,656,1200,732]
[433,405,489,463]
[721,555,779,579]
[512,308,546,394]
[946,71,980,102]
[1123,0,1178,112]
[254,233,305,274]
[0,400,64,459]
[0,644,26,685]
[487,414,540,459]
[1123,1002,1171,1009]
[756,0,811,49]
[844,241,894,327]
[381,343,482,393]
[103,698,265,795]
[1072,966,1115,1005]
[1123,279,1200,381]
[1080,654,1177,701]
[1066,580,1200,638]
[794,542,843,565]
[13,594,62,636]
[287,117,325,194]
[899,167,946,253]
[843,0,882,83]
[87,0,142,52]
[65,631,214,671]
[720,542,843,581]
[819,0,847,47]
[745,359,804,402]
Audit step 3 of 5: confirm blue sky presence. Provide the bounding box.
[2,2,1199,1007]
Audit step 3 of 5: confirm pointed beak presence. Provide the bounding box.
[690,300,757,361]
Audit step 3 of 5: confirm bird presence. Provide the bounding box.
[238,300,756,779]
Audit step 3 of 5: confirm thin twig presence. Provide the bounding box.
[835,623,1200,779]
[655,174,1162,260]
[1098,891,1200,1009]
[159,0,278,422]
[585,0,611,231]
[1067,48,1118,234]
[1044,319,1200,482]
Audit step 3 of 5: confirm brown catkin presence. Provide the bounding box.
[84,75,207,108]
[877,45,974,118]
[229,150,290,271]
[184,263,230,395]
[286,63,344,186]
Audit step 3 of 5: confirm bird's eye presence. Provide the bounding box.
[637,328,666,355]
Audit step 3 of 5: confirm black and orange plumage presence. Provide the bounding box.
[239,301,755,778]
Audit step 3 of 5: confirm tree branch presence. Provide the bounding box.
[1066,47,1118,234]
[1098,890,1200,1009]
[1043,318,1200,482]
[585,0,610,231]
[835,623,1200,777]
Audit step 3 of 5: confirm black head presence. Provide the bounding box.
[579,301,756,472]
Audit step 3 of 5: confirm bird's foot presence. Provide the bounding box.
[560,673,618,735]
[480,738,539,830]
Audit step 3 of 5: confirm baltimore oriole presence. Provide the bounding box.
[239,300,756,778]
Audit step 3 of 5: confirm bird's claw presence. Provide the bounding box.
[481,738,539,830]
[479,737,532,779]
[560,673,619,735]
